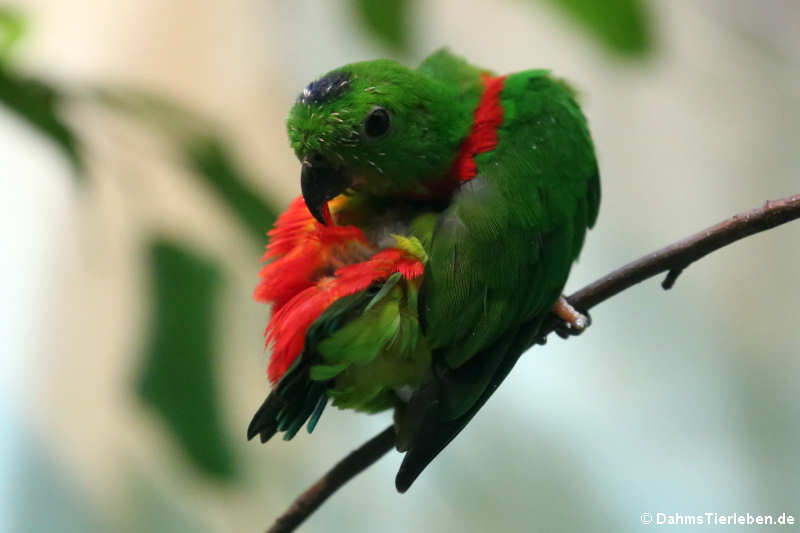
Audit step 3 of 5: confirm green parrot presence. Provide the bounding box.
[248,49,600,492]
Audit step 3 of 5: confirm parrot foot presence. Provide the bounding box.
[552,296,591,339]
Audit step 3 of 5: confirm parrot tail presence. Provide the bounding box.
[247,391,283,443]
[247,357,329,444]
[395,320,544,492]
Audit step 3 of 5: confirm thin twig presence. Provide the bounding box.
[265,193,800,533]
[266,426,396,533]
[564,194,800,311]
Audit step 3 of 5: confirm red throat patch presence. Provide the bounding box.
[254,198,425,384]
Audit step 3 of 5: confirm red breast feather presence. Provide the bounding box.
[255,197,424,383]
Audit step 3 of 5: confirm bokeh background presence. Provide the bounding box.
[2,1,800,532]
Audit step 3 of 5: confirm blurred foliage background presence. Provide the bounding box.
[2,1,799,532]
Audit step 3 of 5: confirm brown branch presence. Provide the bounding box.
[265,193,800,533]
[564,194,800,311]
[266,426,396,533]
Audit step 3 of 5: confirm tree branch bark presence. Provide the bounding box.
[265,193,800,533]
[266,425,396,533]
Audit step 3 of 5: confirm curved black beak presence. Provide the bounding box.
[300,153,350,225]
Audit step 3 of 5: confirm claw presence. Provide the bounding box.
[552,296,591,338]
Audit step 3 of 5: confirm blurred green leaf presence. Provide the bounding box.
[0,66,83,175]
[539,0,653,56]
[0,7,26,59]
[184,135,278,245]
[352,0,411,53]
[95,88,277,245]
[91,86,212,137]
[137,239,237,481]
[0,10,82,174]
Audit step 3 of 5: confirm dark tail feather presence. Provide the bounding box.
[247,392,285,443]
[395,337,527,492]
[395,401,453,492]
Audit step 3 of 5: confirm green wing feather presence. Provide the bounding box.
[247,291,371,442]
[315,276,430,413]
[248,266,431,442]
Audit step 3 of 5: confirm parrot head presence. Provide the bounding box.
[287,59,471,224]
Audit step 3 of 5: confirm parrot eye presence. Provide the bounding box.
[362,107,391,139]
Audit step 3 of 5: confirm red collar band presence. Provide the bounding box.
[450,74,507,184]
